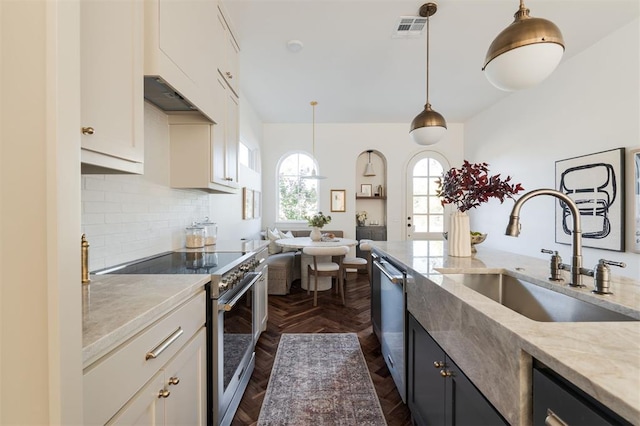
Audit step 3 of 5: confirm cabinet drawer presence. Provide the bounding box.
[83,291,206,425]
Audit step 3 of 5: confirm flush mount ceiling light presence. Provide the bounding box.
[364,150,376,176]
[286,39,304,53]
[410,2,447,146]
[483,0,564,91]
[301,101,327,180]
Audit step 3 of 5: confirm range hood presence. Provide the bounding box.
[144,76,198,112]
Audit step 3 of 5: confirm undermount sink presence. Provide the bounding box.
[444,273,638,322]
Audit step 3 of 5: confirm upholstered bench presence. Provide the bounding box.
[263,229,343,295]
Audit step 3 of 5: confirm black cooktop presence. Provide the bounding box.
[96,251,246,275]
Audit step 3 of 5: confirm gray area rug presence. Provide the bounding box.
[257,333,387,425]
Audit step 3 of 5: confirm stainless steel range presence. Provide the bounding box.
[95,246,267,426]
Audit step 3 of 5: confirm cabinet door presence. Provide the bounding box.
[81,0,144,171]
[164,329,207,426]
[447,356,507,426]
[211,76,239,188]
[254,268,268,340]
[407,314,446,426]
[107,371,164,425]
[216,6,240,95]
[533,366,630,426]
[224,91,239,186]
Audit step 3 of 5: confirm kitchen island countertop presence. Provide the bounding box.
[372,240,640,425]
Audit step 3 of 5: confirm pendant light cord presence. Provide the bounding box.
[311,101,317,158]
[426,10,430,106]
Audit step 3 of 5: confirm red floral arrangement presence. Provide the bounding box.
[436,160,524,212]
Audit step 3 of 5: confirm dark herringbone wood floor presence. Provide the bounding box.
[231,273,413,426]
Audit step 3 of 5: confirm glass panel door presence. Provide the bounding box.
[406,152,450,240]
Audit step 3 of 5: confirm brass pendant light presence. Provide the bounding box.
[302,101,327,180]
[483,0,564,91]
[410,2,447,146]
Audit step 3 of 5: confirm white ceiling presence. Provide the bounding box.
[223,0,639,124]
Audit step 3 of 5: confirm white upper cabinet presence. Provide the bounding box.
[216,5,240,96]
[144,0,218,120]
[80,0,144,174]
[168,109,239,193]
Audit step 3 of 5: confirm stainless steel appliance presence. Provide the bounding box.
[95,247,266,426]
[372,253,407,403]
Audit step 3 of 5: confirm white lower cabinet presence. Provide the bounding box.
[83,291,206,425]
[108,329,206,426]
[255,266,269,341]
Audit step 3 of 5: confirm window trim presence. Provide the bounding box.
[276,151,320,222]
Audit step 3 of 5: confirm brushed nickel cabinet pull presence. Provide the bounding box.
[82,127,95,135]
[146,327,184,360]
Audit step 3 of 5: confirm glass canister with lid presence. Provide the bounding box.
[199,217,218,246]
[185,223,206,249]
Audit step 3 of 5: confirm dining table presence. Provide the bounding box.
[275,236,359,291]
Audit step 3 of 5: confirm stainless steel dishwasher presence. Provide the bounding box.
[373,255,407,403]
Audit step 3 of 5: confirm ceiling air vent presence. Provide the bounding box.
[393,16,427,38]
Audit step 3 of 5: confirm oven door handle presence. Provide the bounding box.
[219,271,262,312]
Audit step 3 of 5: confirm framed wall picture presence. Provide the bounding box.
[243,187,254,220]
[360,184,372,197]
[632,148,640,253]
[555,148,625,251]
[253,190,261,219]
[331,189,346,212]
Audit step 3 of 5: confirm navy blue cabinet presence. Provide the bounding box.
[407,314,507,426]
[533,361,631,426]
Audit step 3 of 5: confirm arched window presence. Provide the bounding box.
[277,152,319,221]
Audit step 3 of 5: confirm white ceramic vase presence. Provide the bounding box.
[309,227,322,241]
[448,211,472,257]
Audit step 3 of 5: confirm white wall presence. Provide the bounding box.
[82,102,264,271]
[261,123,464,240]
[465,18,640,280]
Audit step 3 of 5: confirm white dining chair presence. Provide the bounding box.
[303,245,350,306]
[342,240,373,284]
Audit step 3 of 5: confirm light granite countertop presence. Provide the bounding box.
[82,274,210,368]
[83,240,269,369]
[372,240,640,425]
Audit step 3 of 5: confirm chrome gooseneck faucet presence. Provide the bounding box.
[506,188,588,287]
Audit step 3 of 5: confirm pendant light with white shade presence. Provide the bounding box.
[410,2,447,146]
[483,0,564,91]
[363,150,376,176]
[302,101,326,180]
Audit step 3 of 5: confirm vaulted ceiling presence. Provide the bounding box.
[224,0,639,124]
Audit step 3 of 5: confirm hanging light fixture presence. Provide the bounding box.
[302,101,327,180]
[483,0,564,91]
[363,150,376,176]
[410,2,447,146]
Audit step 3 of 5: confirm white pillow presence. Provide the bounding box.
[267,228,282,255]
[278,230,297,252]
